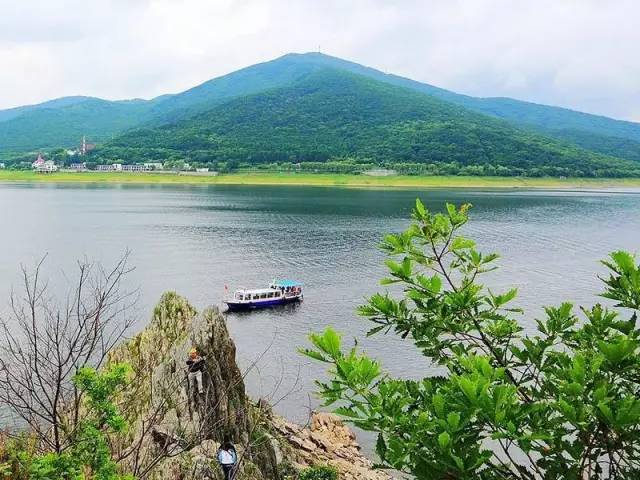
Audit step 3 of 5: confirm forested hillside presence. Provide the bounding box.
[536,129,640,163]
[0,96,97,123]
[95,69,640,177]
[0,98,152,151]
[271,54,640,163]
[145,54,338,124]
[0,54,352,152]
[2,52,640,175]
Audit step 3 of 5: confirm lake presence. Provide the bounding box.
[1,183,639,432]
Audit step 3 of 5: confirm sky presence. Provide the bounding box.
[0,0,638,121]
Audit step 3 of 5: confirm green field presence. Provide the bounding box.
[2,170,640,189]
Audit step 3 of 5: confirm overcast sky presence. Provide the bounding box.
[1,0,638,121]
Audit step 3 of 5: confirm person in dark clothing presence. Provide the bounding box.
[186,347,206,394]
[216,441,238,480]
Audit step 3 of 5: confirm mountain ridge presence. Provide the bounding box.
[275,53,640,149]
[1,52,639,173]
[98,68,639,177]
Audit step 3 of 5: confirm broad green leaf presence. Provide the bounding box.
[447,412,461,430]
[438,431,451,449]
[451,236,475,251]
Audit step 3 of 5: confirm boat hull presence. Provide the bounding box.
[225,295,301,311]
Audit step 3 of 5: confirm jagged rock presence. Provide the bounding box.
[289,435,317,452]
[151,427,184,452]
[107,292,391,479]
[309,431,335,452]
[190,439,220,459]
[266,433,283,465]
[278,412,392,480]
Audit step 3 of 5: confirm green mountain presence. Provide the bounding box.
[145,55,338,123]
[269,54,640,159]
[0,55,341,153]
[0,96,97,123]
[147,52,640,156]
[2,52,640,172]
[99,69,639,177]
[0,97,152,152]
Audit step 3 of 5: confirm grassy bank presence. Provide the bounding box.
[1,170,640,189]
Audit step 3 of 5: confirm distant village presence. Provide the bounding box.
[25,136,214,175]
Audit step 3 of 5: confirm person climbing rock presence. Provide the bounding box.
[216,441,238,480]
[186,347,206,394]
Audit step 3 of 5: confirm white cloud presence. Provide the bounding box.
[0,0,638,121]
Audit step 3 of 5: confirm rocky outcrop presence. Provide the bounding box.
[271,412,391,480]
[108,292,390,479]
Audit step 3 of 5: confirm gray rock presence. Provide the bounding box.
[108,293,391,479]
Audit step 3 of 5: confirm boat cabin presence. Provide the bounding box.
[234,288,282,301]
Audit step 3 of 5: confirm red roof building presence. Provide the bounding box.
[32,153,45,168]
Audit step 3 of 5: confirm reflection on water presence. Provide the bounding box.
[1,183,639,451]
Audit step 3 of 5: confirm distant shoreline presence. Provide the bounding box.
[1,170,640,190]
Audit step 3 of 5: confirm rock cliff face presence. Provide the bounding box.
[108,292,389,480]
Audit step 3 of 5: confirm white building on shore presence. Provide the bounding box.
[32,153,58,173]
[143,162,164,170]
[96,164,122,172]
[122,164,151,172]
[96,163,152,172]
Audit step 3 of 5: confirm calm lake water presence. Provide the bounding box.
[1,183,639,439]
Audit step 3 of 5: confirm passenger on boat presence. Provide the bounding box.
[186,348,205,394]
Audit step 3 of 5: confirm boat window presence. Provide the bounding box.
[260,293,267,299]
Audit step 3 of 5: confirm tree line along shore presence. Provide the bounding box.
[2,170,640,189]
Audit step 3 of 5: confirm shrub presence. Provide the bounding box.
[303,201,640,479]
[299,465,338,480]
[1,364,134,480]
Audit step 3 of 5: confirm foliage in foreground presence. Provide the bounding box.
[303,201,640,479]
[0,364,133,480]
